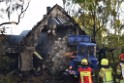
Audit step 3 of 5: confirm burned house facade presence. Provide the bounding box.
[19,4,86,71]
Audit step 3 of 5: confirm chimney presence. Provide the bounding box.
[43,14,46,18]
[47,6,51,14]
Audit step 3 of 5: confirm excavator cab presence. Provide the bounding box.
[77,42,98,69]
[67,34,98,69]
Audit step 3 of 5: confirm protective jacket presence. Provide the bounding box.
[99,66,113,83]
[116,61,124,83]
[78,66,93,83]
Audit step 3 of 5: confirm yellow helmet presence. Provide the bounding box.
[81,59,88,65]
[101,58,109,65]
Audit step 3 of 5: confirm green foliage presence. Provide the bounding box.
[63,0,124,64]
[111,10,117,17]
[102,34,124,57]
[72,16,83,28]
[64,0,124,47]
[116,20,120,27]
[74,0,85,3]
[121,47,124,53]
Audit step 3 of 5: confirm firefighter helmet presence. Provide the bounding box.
[81,58,88,65]
[119,54,124,60]
[101,58,109,65]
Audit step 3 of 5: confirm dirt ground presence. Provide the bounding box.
[16,70,78,83]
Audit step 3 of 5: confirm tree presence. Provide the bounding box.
[63,0,124,44]
[0,0,31,34]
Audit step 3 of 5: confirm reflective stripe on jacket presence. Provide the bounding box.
[116,63,124,83]
[99,67,113,83]
[120,63,124,78]
[78,67,92,83]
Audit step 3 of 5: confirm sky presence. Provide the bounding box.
[10,0,63,35]
[3,0,124,35]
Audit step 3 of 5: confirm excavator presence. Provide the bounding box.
[65,34,98,75]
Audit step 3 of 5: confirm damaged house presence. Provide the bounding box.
[9,4,86,72]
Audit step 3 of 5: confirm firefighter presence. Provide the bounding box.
[74,58,94,83]
[98,58,113,83]
[116,53,124,83]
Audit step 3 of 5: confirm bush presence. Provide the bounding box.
[121,47,124,53]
